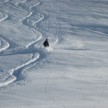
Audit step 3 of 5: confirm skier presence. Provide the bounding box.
[43,39,49,47]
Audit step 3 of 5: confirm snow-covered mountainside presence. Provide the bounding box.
[0,0,108,108]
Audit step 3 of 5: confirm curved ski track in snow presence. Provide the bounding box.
[0,11,11,52]
[0,12,8,22]
[0,0,46,87]
[0,53,39,87]
[0,35,10,52]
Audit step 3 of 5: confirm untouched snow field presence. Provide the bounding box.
[0,0,108,108]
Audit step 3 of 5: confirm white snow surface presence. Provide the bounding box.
[0,0,108,108]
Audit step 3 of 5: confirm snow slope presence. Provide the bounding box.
[0,0,108,108]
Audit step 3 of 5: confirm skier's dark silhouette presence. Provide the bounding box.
[43,39,49,47]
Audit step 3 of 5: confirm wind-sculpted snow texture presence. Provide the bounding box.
[0,0,108,108]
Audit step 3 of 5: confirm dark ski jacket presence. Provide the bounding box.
[43,39,49,47]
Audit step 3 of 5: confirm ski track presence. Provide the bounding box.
[0,53,39,87]
[0,0,46,87]
[0,12,8,22]
[0,34,10,53]
[0,38,9,52]
[16,0,27,5]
